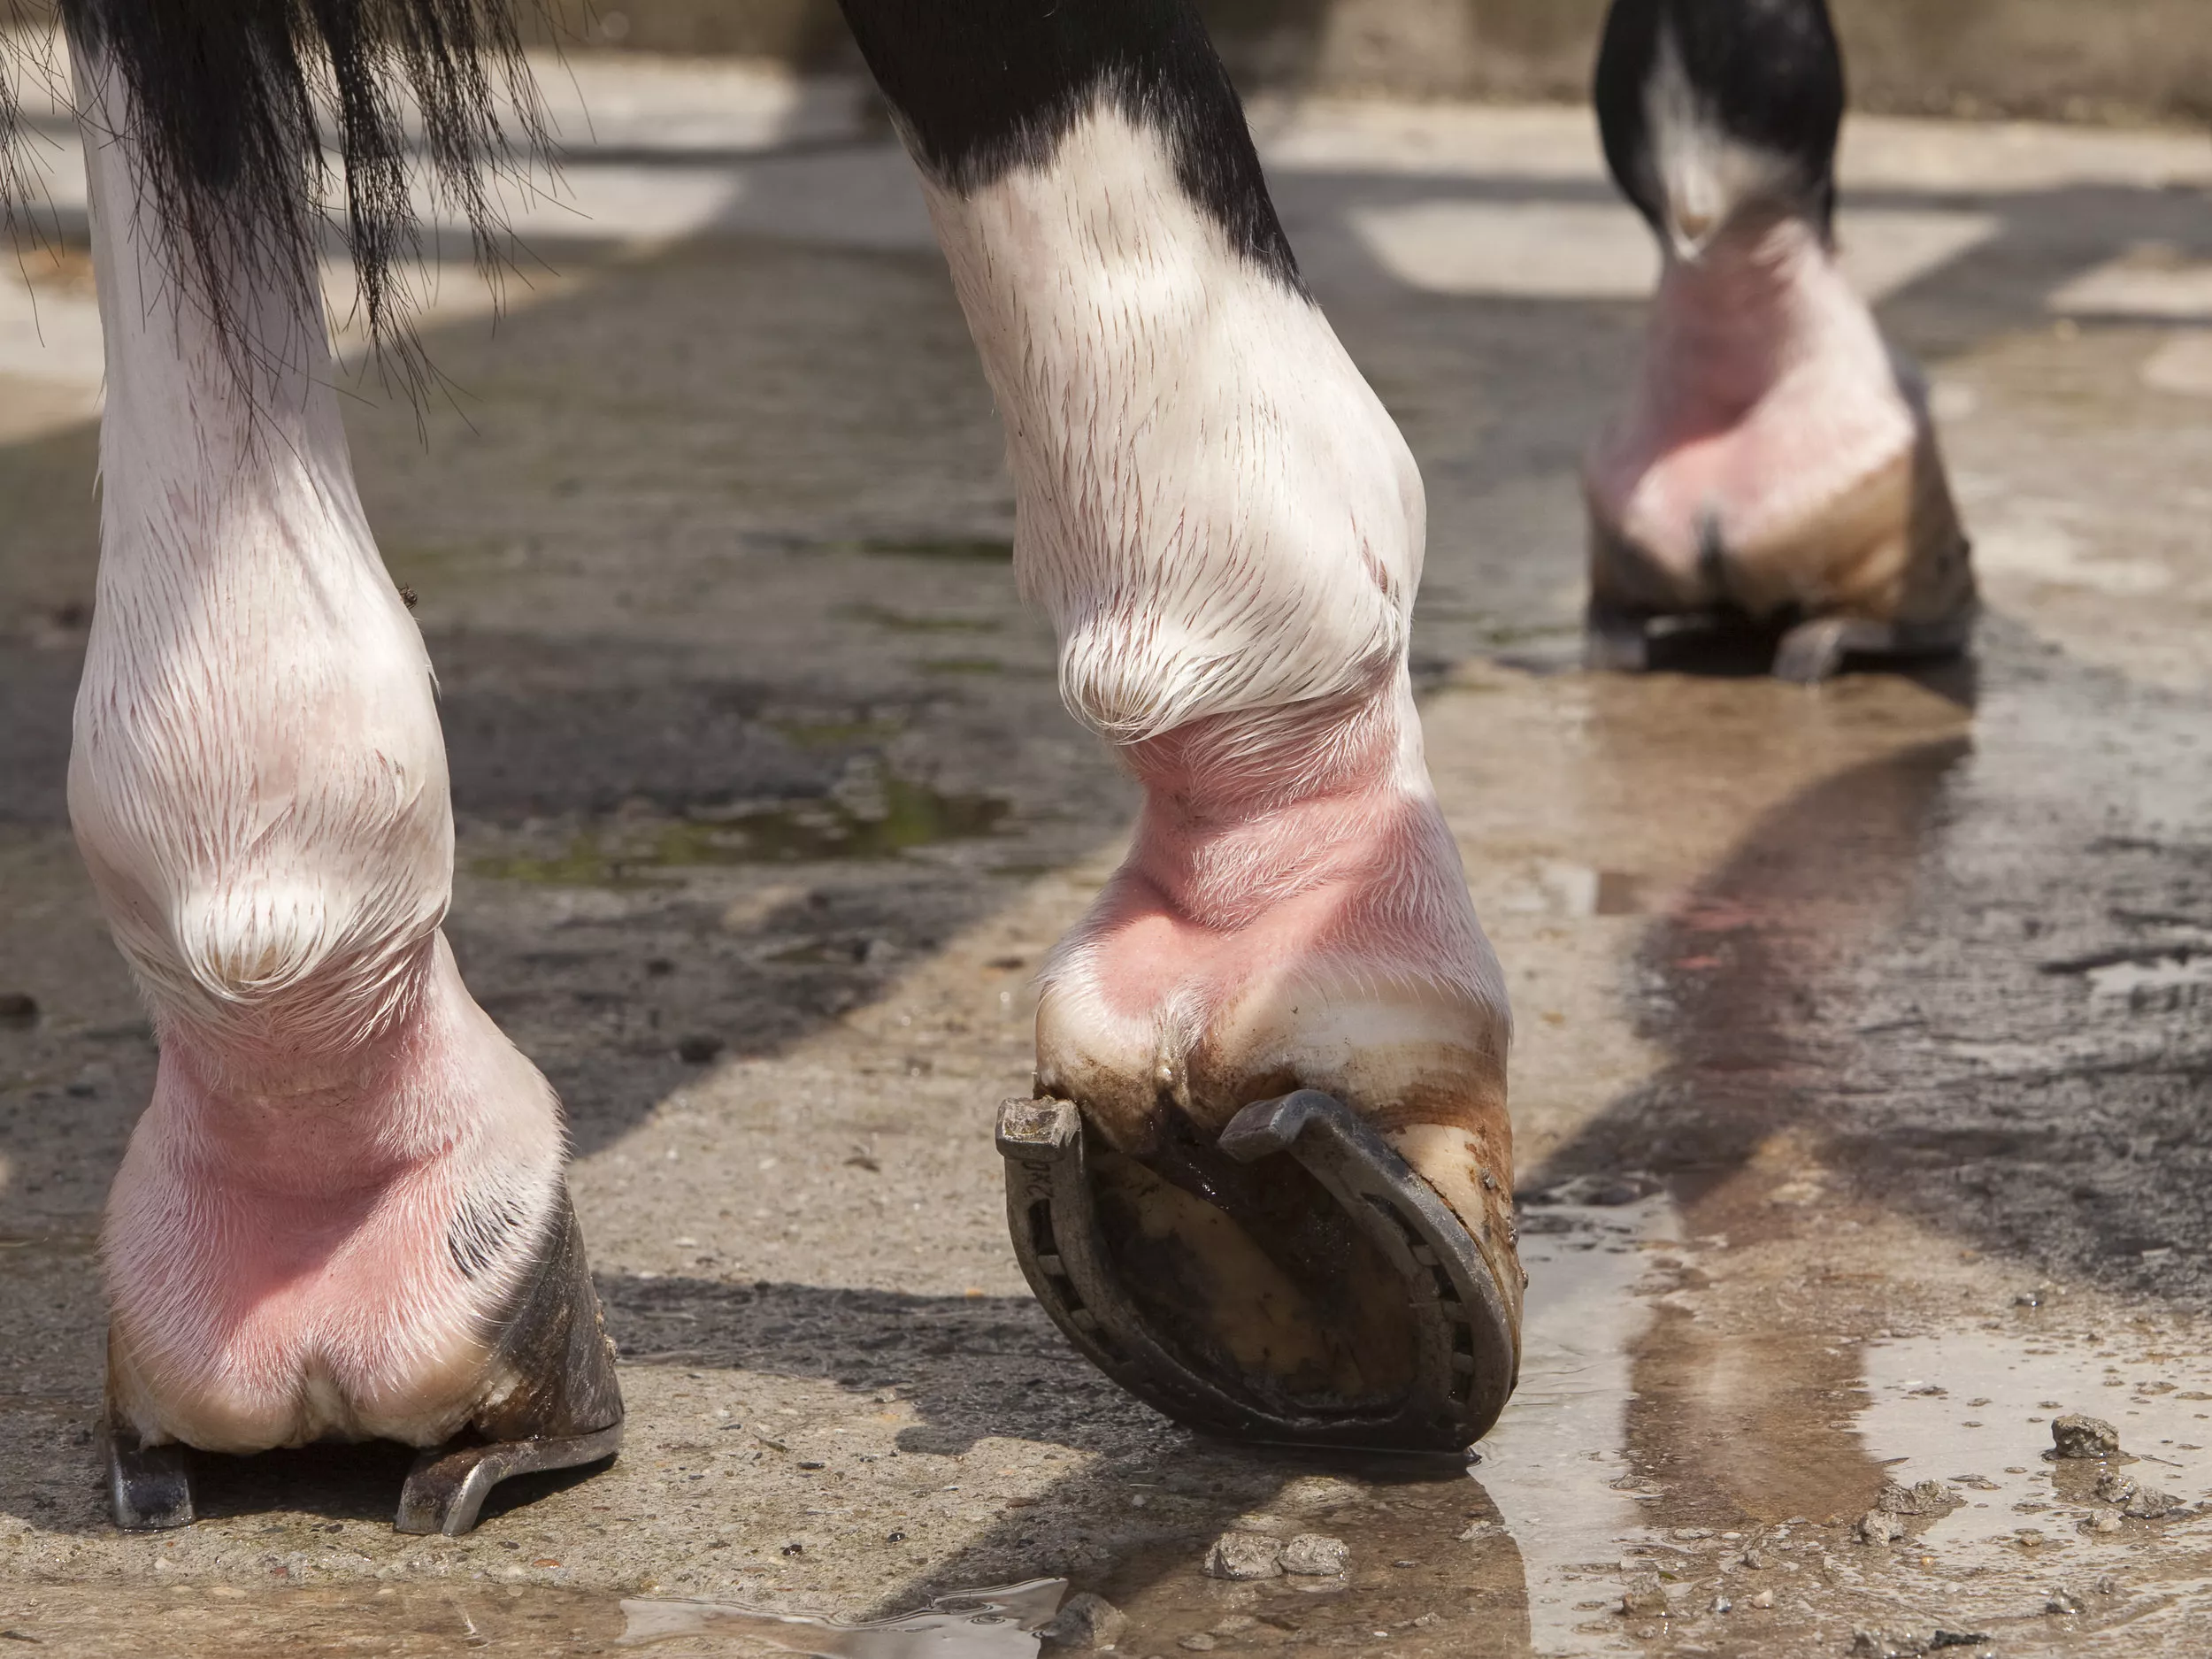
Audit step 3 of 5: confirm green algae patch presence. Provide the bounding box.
[472,773,1009,886]
[837,603,1002,634]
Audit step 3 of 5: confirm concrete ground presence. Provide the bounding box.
[4,51,2212,1659]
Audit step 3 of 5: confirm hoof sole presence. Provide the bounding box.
[998,1090,1517,1454]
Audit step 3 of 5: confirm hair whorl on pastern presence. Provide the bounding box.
[59,0,549,393]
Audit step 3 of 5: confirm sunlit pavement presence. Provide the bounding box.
[4,50,2212,1657]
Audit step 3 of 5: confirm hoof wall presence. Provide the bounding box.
[395,1422,624,1536]
[998,1090,1517,1454]
[108,1425,194,1531]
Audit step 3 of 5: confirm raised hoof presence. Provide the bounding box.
[1584,610,1652,672]
[998,1091,1517,1455]
[107,1423,194,1531]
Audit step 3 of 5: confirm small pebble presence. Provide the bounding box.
[1203,1532,1283,1581]
[2047,1589,2085,1616]
[2124,1486,2186,1519]
[1856,1510,1906,1545]
[1619,1573,1668,1617]
[1877,1479,1955,1517]
[0,992,36,1026]
[2051,1414,2120,1459]
[1177,1637,1216,1653]
[1039,1593,1126,1651]
[2085,1509,2123,1535]
[1747,1590,1775,1609]
[1279,1534,1349,1577]
[2091,1470,2182,1518]
[1850,1632,1918,1659]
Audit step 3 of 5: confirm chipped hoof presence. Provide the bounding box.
[105,1187,623,1537]
[999,1090,1518,1454]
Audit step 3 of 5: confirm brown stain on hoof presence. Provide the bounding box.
[1091,1144,1421,1412]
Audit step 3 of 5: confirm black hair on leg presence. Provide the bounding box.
[1594,0,1845,235]
[836,0,1303,293]
[58,0,549,384]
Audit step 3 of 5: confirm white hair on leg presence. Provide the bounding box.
[69,43,563,1455]
[921,102,1424,749]
[913,99,1507,1138]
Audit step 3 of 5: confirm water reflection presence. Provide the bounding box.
[619,1578,1065,1656]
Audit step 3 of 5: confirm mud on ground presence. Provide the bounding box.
[4,65,2212,1658]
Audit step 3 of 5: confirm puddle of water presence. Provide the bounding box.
[1479,1194,1680,1656]
[473,775,1008,883]
[617,1578,1064,1656]
[1857,1328,2212,1634]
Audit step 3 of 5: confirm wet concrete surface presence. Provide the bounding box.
[4,56,2212,1657]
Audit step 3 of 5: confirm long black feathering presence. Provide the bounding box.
[57,0,549,388]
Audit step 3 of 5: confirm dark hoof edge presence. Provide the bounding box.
[107,1424,194,1531]
[998,1090,1517,1455]
[1773,610,1975,685]
[396,1184,624,1534]
[104,1185,623,1537]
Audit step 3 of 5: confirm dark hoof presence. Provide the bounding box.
[395,1184,624,1534]
[998,1091,1518,1455]
[107,1424,194,1531]
[104,1185,622,1537]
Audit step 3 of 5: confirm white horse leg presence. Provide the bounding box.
[63,20,616,1532]
[842,0,1522,1448]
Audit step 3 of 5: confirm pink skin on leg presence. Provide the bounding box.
[1586,216,1968,626]
[1038,672,1520,1286]
[104,938,563,1454]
